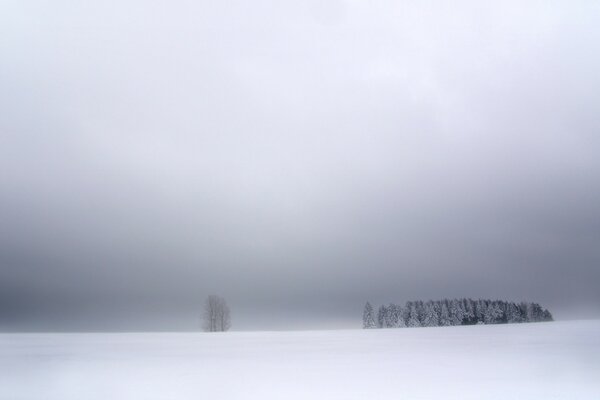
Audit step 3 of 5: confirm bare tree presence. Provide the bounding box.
[203,295,231,332]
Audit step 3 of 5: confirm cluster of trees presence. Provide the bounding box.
[203,295,231,332]
[363,298,553,329]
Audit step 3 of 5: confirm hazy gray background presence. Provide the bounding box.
[1,0,599,331]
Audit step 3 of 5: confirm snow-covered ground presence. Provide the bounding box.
[1,320,599,399]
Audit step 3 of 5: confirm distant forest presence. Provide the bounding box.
[363,299,553,329]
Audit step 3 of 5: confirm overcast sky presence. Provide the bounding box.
[1,0,599,331]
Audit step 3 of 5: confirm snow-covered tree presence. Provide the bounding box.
[363,302,376,329]
[395,305,407,328]
[475,300,487,323]
[363,298,552,328]
[407,303,421,327]
[401,305,411,327]
[377,305,387,328]
[415,301,426,326]
[384,303,399,328]
[519,302,530,322]
[422,301,440,327]
[505,302,523,323]
[439,302,451,326]
[462,298,476,325]
[484,302,502,324]
[449,299,464,326]
[530,303,545,322]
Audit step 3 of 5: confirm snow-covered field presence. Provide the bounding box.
[1,320,599,400]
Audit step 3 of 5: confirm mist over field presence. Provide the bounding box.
[2,1,600,399]
[1,0,599,332]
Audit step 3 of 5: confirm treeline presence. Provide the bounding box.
[362,298,553,329]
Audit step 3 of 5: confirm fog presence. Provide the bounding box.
[1,0,599,330]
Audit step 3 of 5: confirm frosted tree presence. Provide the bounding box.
[385,303,401,328]
[363,299,552,328]
[415,301,426,326]
[363,302,376,329]
[377,305,387,328]
[530,303,545,322]
[401,305,411,327]
[519,302,531,322]
[462,298,475,325]
[422,301,440,327]
[475,300,487,323]
[484,302,502,324]
[395,305,407,328]
[519,302,553,323]
[449,299,464,326]
[203,295,231,332]
[542,309,553,321]
[407,303,420,327]
[506,302,523,323]
[439,302,451,326]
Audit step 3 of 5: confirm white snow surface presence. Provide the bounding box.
[1,320,599,399]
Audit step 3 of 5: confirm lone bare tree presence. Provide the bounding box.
[203,295,231,332]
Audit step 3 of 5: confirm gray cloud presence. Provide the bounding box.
[1,0,599,330]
